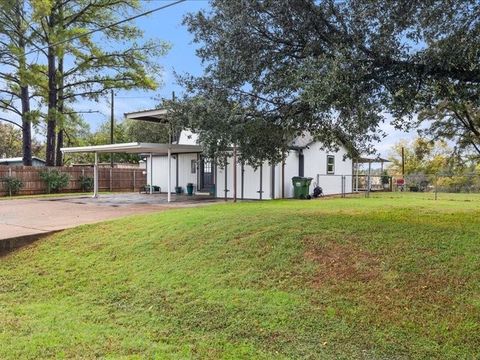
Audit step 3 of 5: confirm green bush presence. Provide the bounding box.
[40,169,70,194]
[381,171,390,185]
[79,175,94,192]
[1,176,23,196]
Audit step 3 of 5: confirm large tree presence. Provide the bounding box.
[31,0,168,166]
[0,0,43,166]
[180,0,480,163]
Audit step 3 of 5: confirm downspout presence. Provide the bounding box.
[298,149,304,177]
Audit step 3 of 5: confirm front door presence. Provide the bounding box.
[199,158,215,192]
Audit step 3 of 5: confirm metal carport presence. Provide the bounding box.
[61,142,202,202]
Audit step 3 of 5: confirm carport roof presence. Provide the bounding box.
[61,142,202,155]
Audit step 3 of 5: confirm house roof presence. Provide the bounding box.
[61,142,202,155]
[124,108,169,123]
[0,156,45,163]
[357,156,390,163]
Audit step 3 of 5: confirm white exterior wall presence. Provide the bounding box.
[147,155,175,193]
[177,153,198,191]
[178,130,199,145]
[216,161,272,200]
[301,142,353,195]
[147,153,199,193]
[145,135,353,198]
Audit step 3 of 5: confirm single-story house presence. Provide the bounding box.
[0,157,46,167]
[62,108,354,201]
[144,129,353,200]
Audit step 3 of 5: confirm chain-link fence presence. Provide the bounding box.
[313,173,480,201]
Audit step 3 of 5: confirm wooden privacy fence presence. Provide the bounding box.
[0,166,146,196]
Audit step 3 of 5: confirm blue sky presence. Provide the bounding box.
[79,0,210,129]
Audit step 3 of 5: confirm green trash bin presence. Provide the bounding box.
[292,176,313,199]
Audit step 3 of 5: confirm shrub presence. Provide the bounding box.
[1,176,23,196]
[381,171,390,185]
[79,175,94,192]
[40,169,70,194]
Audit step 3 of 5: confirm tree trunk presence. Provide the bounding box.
[55,56,64,167]
[21,85,32,166]
[16,1,32,166]
[55,130,63,166]
[46,38,57,166]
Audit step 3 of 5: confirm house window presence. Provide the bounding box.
[327,155,335,174]
[203,160,212,173]
[191,159,196,174]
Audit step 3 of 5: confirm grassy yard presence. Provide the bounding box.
[0,193,479,359]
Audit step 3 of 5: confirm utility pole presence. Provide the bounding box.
[170,91,175,143]
[401,146,405,177]
[110,90,114,168]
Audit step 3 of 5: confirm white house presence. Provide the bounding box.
[145,129,353,200]
[62,108,354,200]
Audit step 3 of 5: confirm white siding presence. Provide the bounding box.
[177,153,198,191]
[145,139,353,199]
[178,130,199,145]
[301,142,353,195]
[216,161,272,200]
[147,155,175,193]
[147,153,200,193]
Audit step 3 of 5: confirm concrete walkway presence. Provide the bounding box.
[0,193,218,249]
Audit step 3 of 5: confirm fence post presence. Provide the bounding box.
[133,171,136,192]
[109,168,113,192]
[8,167,12,197]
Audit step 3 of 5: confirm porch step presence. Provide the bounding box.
[195,191,211,196]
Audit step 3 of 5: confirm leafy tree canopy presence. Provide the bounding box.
[179,0,480,164]
[0,123,43,159]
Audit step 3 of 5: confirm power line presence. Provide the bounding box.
[25,0,187,56]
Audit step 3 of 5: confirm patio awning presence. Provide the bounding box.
[61,142,202,155]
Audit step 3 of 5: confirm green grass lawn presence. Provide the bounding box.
[1,193,479,359]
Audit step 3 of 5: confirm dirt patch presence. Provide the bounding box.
[304,238,381,286]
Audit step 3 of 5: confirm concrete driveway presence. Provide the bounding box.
[0,193,218,249]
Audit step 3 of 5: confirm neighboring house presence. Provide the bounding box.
[0,157,46,167]
[145,129,353,199]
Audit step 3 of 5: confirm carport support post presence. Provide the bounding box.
[233,144,237,202]
[167,147,172,203]
[367,161,372,198]
[149,153,153,195]
[93,152,99,198]
[355,161,359,192]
